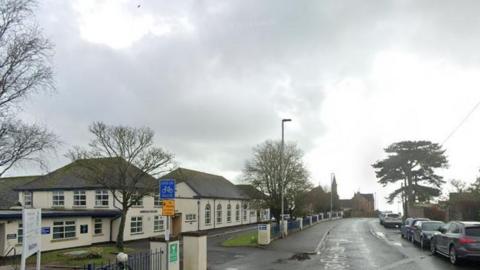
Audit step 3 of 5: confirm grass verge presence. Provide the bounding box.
[222,231,258,247]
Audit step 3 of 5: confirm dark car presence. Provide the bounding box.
[411,220,444,249]
[430,221,480,265]
[400,217,430,240]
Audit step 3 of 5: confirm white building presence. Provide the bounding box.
[0,159,269,256]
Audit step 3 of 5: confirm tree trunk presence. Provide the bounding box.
[116,207,128,250]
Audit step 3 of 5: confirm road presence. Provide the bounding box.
[208,218,479,270]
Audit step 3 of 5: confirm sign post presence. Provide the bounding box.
[20,208,41,270]
[160,179,176,241]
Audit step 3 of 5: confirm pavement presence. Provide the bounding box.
[207,218,480,270]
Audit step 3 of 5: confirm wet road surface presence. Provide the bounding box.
[208,218,480,270]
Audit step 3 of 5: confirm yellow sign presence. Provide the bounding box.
[162,200,175,216]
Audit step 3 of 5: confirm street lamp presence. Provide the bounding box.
[280,118,291,236]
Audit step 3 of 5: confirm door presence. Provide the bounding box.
[438,223,451,253]
[171,214,182,237]
[0,223,5,257]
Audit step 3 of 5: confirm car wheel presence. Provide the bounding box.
[449,245,460,265]
[430,240,437,255]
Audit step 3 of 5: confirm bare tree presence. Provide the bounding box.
[67,122,175,250]
[0,119,57,176]
[243,140,311,222]
[450,179,467,193]
[0,0,57,175]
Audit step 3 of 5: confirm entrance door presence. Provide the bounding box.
[171,214,182,236]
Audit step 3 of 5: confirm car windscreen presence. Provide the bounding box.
[465,227,480,237]
[387,214,400,218]
[422,223,443,231]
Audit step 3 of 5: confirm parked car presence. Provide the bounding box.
[411,220,445,249]
[383,213,402,228]
[430,221,480,265]
[401,217,430,240]
[379,211,392,225]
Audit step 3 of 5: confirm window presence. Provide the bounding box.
[73,190,86,207]
[23,192,32,208]
[243,204,248,221]
[95,190,109,207]
[185,214,196,221]
[205,204,211,225]
[94,219,103,234]
[216,204,222,224]
[80,224,88,234]
[250,210,256,217]
[52,191,64,207]
[53,220,76,240]
[154,194,162,207]
[235,204,240,222]
[18,223,23,244]
[227,204,232,223]
[131,194,143,207]
[130,216,143,234]
[154,216,164,232]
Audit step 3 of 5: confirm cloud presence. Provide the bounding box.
[12,0,480,212]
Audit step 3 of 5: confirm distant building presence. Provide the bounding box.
[340,192,375,217]
[447,192,480,221]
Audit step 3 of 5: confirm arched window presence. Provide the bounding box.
[227,204,232,222]
[235,204,240,222]
[205,204,211,225]
[243,203,248,221]
[216,204,222,224]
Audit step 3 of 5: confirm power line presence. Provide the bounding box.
[442,98,480,145]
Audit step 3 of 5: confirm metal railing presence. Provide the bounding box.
[81,250,162,270]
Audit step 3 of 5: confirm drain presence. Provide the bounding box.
[289,253,311,261]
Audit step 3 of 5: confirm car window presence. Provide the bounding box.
[448,224,461,234]
[387,214,400,218]
[465,227,480,237]
[422,222,443,231]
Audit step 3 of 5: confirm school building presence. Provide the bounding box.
[0,158,269,256]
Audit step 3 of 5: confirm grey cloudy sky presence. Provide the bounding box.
[12,0,480,211]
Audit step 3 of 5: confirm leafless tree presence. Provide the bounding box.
[67,122,175,250]
[0,0,57,176]
[243,140,311,222]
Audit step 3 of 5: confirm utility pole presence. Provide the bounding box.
[280,118,291,237]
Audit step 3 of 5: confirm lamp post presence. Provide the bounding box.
[280,118,291,236]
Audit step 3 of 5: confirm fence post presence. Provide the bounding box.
[296,218,303,230]
[182,231,207,270]
[150,236,180,270]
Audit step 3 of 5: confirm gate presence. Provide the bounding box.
[271,223,280,239]
[81,250,162,270]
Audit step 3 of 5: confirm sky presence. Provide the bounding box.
[11,0,480,212]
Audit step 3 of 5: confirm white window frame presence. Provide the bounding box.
[95,190,109,207]
[216,204,222,224]
[154,194,161,207]
[131,194,143,207]
[185,214,196,221]
[23,192,32,208]
[154,216,164,232]
[130,216,143,234]
[18,223,23,244]
[73,190,86,207]
[94,218,103,235]
[53,220,76,240]
[52,191,65,207]
[227,204,232,223]
[235,204,240,222]
[205,204,211,225]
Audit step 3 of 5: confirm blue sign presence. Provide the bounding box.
[160,179,175,199]
[41,227,50,235]
[258,224,267,231]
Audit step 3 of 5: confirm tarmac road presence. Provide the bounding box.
[208,218,480,270]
